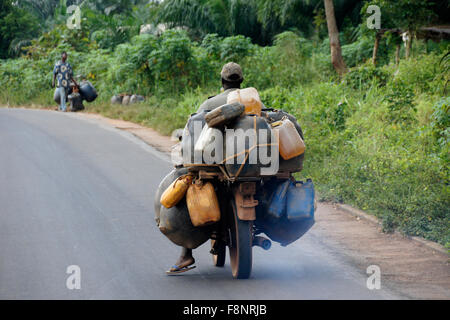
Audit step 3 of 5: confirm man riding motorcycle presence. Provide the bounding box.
[167,62,244,275]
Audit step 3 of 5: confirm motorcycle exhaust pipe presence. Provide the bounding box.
[253,236,272,250]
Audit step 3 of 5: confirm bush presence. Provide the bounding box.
[148,30,193,81]
[200,33,223,60]
[341,36,377,67]
[429,97,450,173]
[344,62,391,90]
[219,35,254,62]
[242,46,277,90]
[430,97,450,148]
[243,32,323,90]
[383,80,417,125]
[259,86,298,113]
[0,57,52,105]
[395,53,443,94]
[273,31,314,57]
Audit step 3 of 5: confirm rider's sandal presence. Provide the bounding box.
[166,264,196,275]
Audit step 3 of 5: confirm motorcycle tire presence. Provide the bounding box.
[228,198,253,279]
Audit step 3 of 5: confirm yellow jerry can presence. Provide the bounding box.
[227,87,262,116]
[160,175,193,208]
[186,181,221,227]
[271,118,306,160]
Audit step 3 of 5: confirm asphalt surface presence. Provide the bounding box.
[0,108,401,299]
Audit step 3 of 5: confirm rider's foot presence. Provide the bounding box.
[174,255,195,269]
[166,255,196,275]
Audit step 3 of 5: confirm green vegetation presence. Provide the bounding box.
[0,0,448,246]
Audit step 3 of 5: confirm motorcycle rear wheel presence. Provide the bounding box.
[228,199,253,279]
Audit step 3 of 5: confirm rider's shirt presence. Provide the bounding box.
[53,61,73,89]
[196,87,266,113]
[197,88,239,113]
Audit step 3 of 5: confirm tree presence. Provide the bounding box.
[0,0,40,58]
[17,0,62,22]
[156,0,263,42]
[254,0,317,44]
[254,0,363,43]
[366,0,436,59]
[324,0,347,75]
[84,0,149,15]
[156,0,366,46]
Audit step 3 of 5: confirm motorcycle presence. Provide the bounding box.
[156,96,315,279]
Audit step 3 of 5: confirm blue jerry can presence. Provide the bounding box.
[266,180,290,219]
[286,179,315,221]
[256,178,316,246]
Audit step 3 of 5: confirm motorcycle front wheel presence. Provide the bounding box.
[228,198,253,279]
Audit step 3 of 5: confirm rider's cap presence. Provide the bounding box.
[221,62,243,82]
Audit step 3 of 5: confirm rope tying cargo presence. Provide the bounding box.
[183,115,279,181]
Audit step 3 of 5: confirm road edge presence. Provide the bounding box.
[336,203,448,255]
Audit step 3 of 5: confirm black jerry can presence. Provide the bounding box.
[181,112,207,165]
[224,115,273,178]
[205,102,245,128]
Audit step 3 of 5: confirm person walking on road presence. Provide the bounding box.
[52,51,77,112]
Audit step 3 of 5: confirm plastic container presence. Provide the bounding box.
[227,87,262,116]
[160,175,193,208]
[186,181,221,227]
[155,168,213,249]
[271,118,306,160]
[194,124,213,153]
[266,110,304,139]
[79,80,97,102]
[257,210,315,247]
[254,178,316,247]
[122,95,131,105]
[266,180,290,220]
[54,89,62,104]
[181,112,207,164]
[53,87,72,104]
[111,95,123,104]
[224,115,273,177]
[205,102,245,128]
[68,92,85,111]
[286,179,315,221]
[266,110,304,173]
[130,94,145,104]
[194,124,222,163]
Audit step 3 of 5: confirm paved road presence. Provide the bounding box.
[0,108,401,299]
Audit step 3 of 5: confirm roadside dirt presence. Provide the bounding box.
[75,111,449,300]
[78,112,177,154]
[314,204,449,299]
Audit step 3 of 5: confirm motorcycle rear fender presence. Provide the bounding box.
[233,182,258,221]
